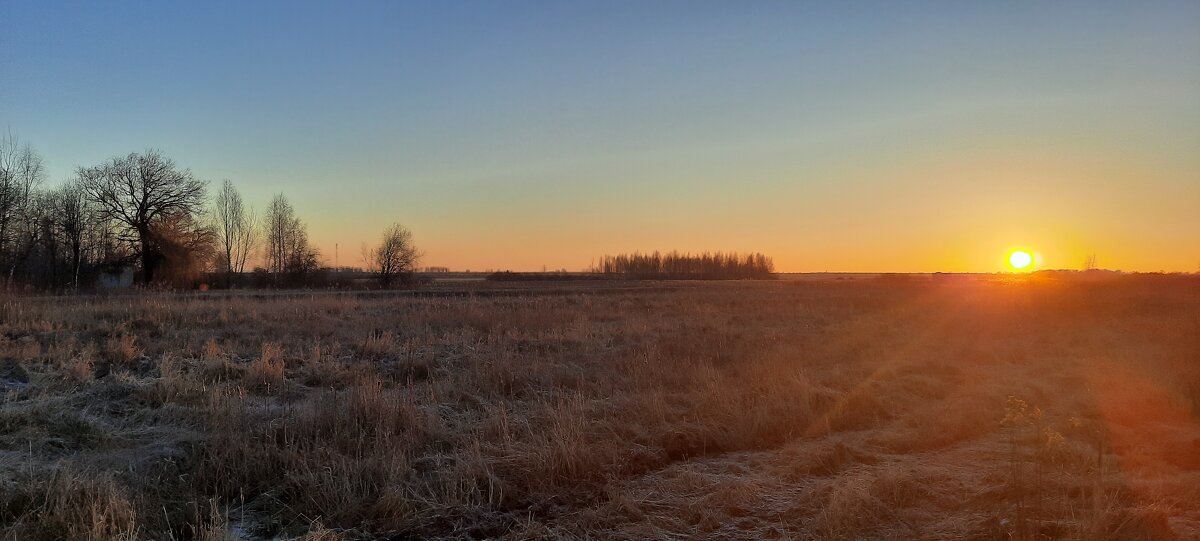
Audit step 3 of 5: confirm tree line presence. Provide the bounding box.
[0,133,418,290]
[593,251,775,279]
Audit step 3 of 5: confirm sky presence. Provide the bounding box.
[2,1,1198,272]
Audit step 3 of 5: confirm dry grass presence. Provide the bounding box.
[242,342,286,392]
[1,279,1198,539]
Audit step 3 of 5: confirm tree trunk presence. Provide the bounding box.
[71,243,81,290]
[139,226,156,285]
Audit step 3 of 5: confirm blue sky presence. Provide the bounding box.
[2,1,1198,271]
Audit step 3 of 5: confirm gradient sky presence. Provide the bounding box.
[2,1,1198,272]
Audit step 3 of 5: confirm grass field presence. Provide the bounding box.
[1,279,1198,540]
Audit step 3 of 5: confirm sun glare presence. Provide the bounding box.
[1009,250,1034,270]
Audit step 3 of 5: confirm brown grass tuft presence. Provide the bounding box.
[104,333,143,364]
[360,329,395,359]
[243,341,285,392]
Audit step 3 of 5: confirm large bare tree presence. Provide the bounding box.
[366,223,419,287]
[78,150,207,284]
[212,179,257,285]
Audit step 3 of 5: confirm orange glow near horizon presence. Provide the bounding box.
[297,143,1199,274]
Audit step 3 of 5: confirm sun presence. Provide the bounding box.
[1008,250,1034,270]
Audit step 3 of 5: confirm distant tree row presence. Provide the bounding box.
[593,251,775,279]
[0,133,418,290]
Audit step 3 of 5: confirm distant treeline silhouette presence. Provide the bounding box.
[593,251,775,279]
[487,271,605,282]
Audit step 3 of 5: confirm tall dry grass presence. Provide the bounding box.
[0,279,1197,539]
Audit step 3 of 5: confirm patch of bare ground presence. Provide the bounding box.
[1,279,1198,539]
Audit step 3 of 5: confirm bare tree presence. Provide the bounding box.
[234,206,257,274]
[78,150,208,284]
[49,181,93,289]
[14,191,51,286]
[213,180,241,278]
[262,194,318,282]
[263,194,293,275]
[366,223,420,287]
[0,132,45,285]
[212,179,257,285]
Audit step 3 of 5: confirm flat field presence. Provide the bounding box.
[1,279,1198,540]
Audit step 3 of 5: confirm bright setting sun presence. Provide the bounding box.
[1009,250,1034,270]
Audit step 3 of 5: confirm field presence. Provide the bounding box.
[1,279,1198,540]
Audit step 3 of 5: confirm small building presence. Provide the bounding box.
[97,265,135,289]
